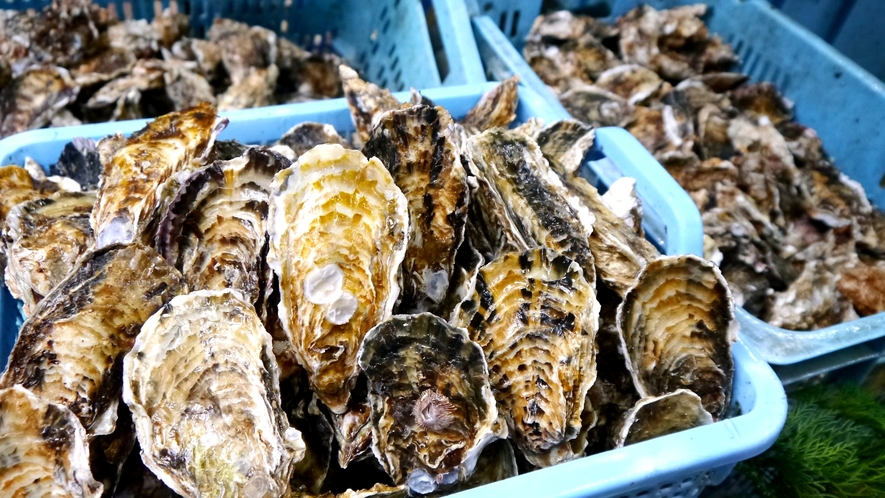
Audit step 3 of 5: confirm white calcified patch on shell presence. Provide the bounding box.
[457,248,599,467]
[123,290,305,498]
[617,255,737,419]
[268,144,408,413]
[3,191,95,316]
[466,128,598,283]
[601,177,644,236]
[0,244,187,436]
[358,313,501,495]
[340,65,400,145]
[461,77,519,133]
[0,386,103,497]
[156,147,290,304]
[611,389,713,448]
[91,103,226,249]
[0,65,79,139]
[364,105,469,313]
[277,122,352,160]
[535,119,595,176]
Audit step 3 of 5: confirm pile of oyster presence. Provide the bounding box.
[523,4,885,330]
[0,0,346,139]
[0,70,736,497]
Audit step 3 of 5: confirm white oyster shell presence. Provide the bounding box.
[123,289,305,498]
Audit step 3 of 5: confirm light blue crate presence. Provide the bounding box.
[470,0,885,379]
[0,82,786,498]
[1,0,485,90]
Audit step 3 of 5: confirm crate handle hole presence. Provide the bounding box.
[510,10,520,38]
[499,11,507,32]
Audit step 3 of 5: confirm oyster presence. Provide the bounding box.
[267,144,408,413]
[207,19,277,87]
[0,65,79,139]
[466,128,597,279]
[162,54,218,110]
[364,105,469,313]
[534,119,595,175]
[91,103,226,248]
[837,260,885,316]
[558,85,636,129]
[123,290,305,498]
[0,385,103,497]
[340,65,400,145]
[53,137,102,190]
[156,147,289,304]
[3,191,95,316]
[731,82,793,125]
[593,65,663,105]
[457,248,599,467]
[358,313,501,494]
[617,255,736,419]
[0,244,187,435]
[610,390,713,448]
[601,177,644,236]
[218,65,279,111]
[170,38,223,80]
[71,48,137,87]
[462,77,519,133]
[277,122,352,159]
[286,393,335,494]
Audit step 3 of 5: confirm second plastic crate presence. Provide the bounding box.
[2,0,485,91]
[0,82,786,498]
[470,0,885,381]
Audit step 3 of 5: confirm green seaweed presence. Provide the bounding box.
[739,384,885,498]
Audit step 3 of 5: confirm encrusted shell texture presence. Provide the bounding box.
[457,248,599,467]
[123,289,305,498]
[611,389,713,448]
[358,313,500,495]
[617,255,737,419]
[0,385,103,497]
[268,144,408,413]
[363,105,469,313]
[0,243,187,436]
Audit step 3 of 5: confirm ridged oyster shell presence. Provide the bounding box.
[364,105,469,313]
[457,248,599,467]
[617,255,737,419]
[268,144,408,413]
[0,243,186,436]
[156,147,290,304]
[461,76,519,133]
[123,289,305,498]
[91,102,226,248]
[611,389,713,448]
[0,385,103,497]
[358,313,501,495]
[3,191,95,316]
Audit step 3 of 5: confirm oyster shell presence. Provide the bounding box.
[534,119,595,176]
[466,128,597,280]
[0,243,187,435]
[601,177,644,236]
[0,165,61,237]
[156,147,289,304]
[71,48,137,87]
[456,248,599,467]
[277,122,351,160]
[0,65,79,139]
[358,313,501,494]
[593,65,663,105]
[208,19,277,86]
[267,144,408,413]
[617,255,737,419]
[3,191,95,316]
[54,137,102,190]
[123,289,305,498]
[0,385,103,497]
[461,77,519,133]
[170,38,223,80]
[91,103,226,248]
[162,54,218,110]
[837,260,885,317]
[340,65,400,145]
[218,65,279,112]
[610,390,713,448]
[364,105,469,313]
[559,84,636,129]
[286,393,335,494]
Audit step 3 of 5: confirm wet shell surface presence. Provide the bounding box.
[123,289,305,498]
[0,243,186,436]
[90,102,226,248]
[617,255,737,419]
[0,65,79,139]
[268,144,409,414]
[611,389,713,448]
[461,77,519,133]
[156,147,290,304]
[340,65,400,145]
[277,122,352,160]
[0,385,103,497]
[3,191,95,316]
[457,248,599,467]
[364,105,469,313]
[358,313,501,495]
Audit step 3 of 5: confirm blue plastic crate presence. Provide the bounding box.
[2,0,485,90]
[470,0,885,378]
[0,82,785,498]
